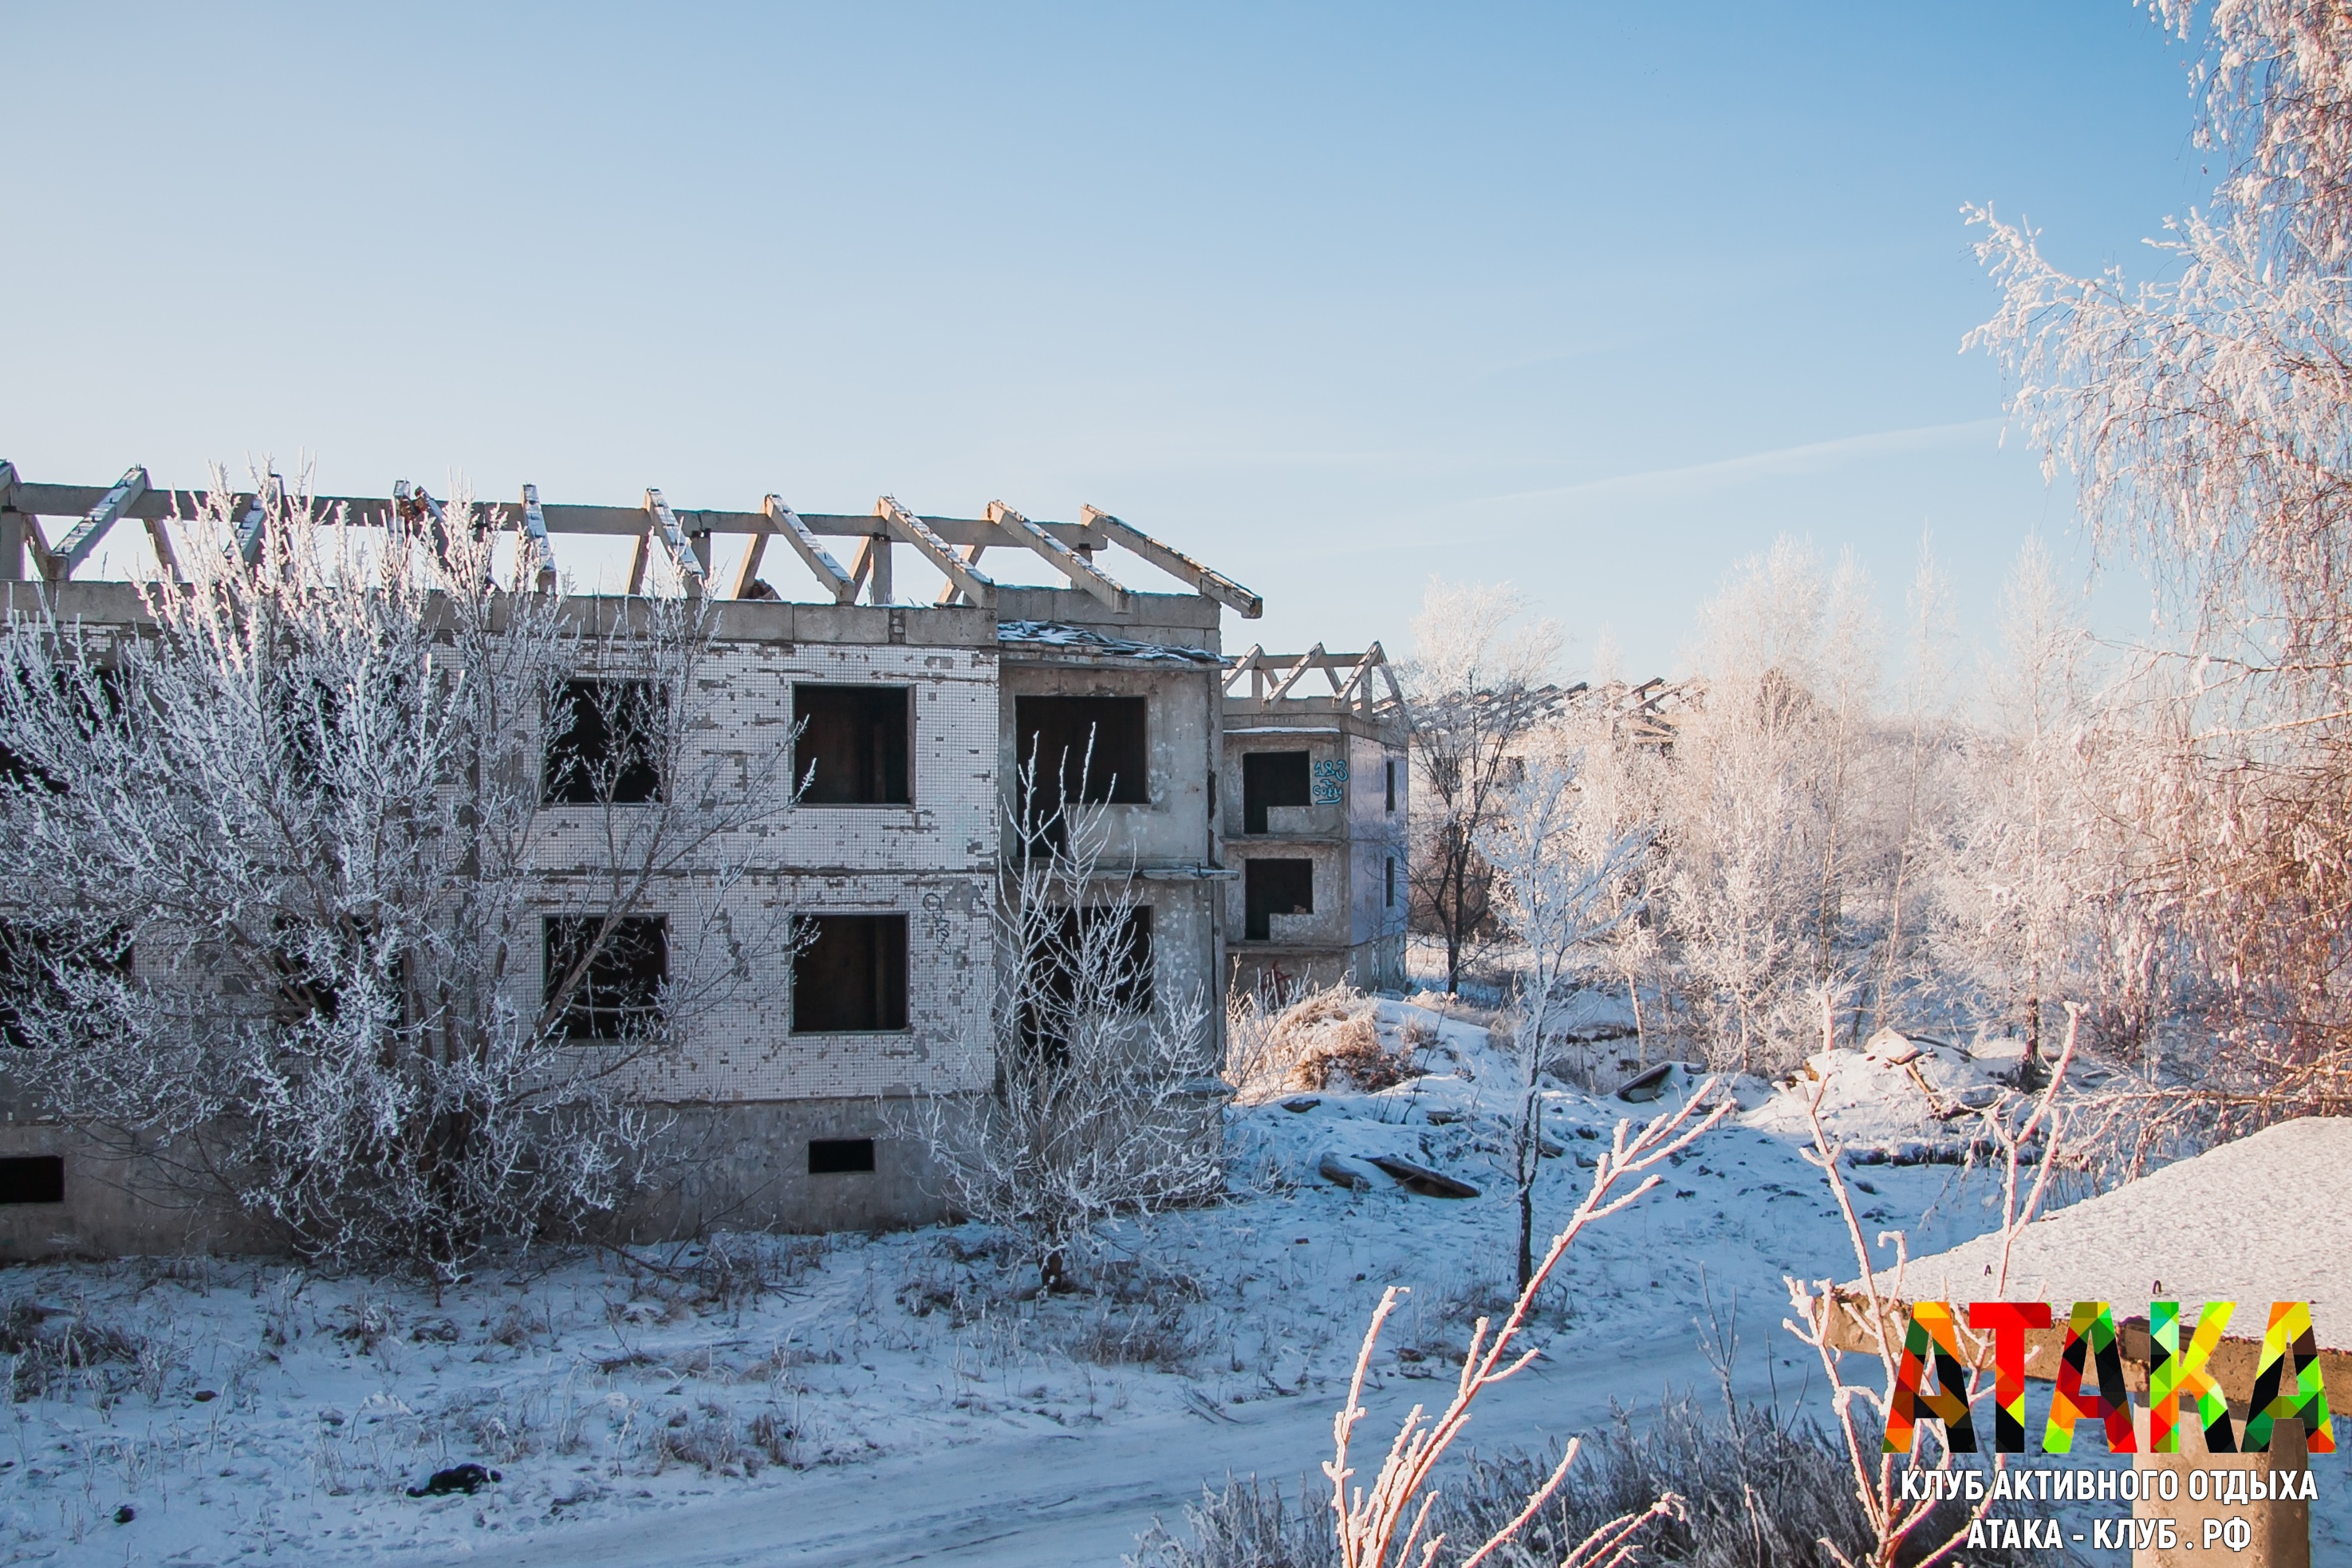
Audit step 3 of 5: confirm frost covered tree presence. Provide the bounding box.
[0,474,794,1278]
[1398,580,1564,994]
[1550,703,1669,1065]
[1476,750,1651,1289]
[1972,0,2352,1106]
[1660,539,1888,1071]
[913,750,1223,1293]
[1870,544,1961,1034]
[1934,541,2100,1080]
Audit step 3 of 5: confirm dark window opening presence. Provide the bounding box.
[1020,906,1154,1051]
[543,916,668,1040]
[794,685,911,805]
[269,916,398,1026]
[0,925,132,1049]
[1386,856,1396,908]
[792,913,910,1033]
[808,1137,876,1175]
[542,680,664,805]
[0,666,125,795]
[0,1156,63,1205]
[1241,751,1310,834]
[1014,695,1147,813]
[1385,758,1397,813]
[1244,859,1314,940]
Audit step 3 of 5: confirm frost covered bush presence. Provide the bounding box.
[909,761,1223,1292]
[0,472,796,1279]
[1130,1391,2041,1568]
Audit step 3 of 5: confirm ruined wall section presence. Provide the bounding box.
[524,614,1003,1106]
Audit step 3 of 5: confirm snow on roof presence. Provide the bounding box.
[1877,1117,2352,1351]
[995,620,1224,665]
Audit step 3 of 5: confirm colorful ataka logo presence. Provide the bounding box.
[1881,1301,2335,1456]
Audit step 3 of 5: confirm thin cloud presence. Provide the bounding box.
[1484,418,2007,506]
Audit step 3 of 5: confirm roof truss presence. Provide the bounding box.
[0,467,1263,617]
[1224,643,1403,717]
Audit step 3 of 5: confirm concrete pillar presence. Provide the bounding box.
[2133,1407,2309,1568]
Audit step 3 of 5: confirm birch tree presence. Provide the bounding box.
[1663,539,1885,1070]
[1477,751,1652,1290]
[1971,0,2352,1105]
[1938,541,2097,1079]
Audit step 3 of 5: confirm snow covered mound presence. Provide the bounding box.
[1885,1117,2352,1350]
[1741,1030,2016,1166]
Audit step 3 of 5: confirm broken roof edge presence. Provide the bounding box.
[995,619,1225,667]
[0,580,1229,655]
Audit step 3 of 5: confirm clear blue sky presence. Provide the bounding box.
[2,3,2204,674]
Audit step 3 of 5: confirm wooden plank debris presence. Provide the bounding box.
[518,484,559,592]
[1267,641,1326,702]
[236,473,283,568]
[4,472,1261,613]
[934,542,986,605]
[641,487,708,597]
[0,461,25,581]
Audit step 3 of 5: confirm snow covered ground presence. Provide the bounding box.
[2,999,2342,1565]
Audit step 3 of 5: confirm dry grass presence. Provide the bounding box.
[1130,1389,2049,1568]
[1226,985,1421,1102]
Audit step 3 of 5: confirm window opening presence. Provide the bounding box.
[1385,758,1397,813]
[0,1156,63,1205]
[794,685,911,805]
[543,916,668,1040]
[1386,856,1397,908]
[542,680,664,805]
[792,913,910,1033]
[0,925,131,1049]
[808,1138,876,1175]
[1020,906,1154,1051]
[1244,859,1314,940]
[1241,751,1310,834]
[1013,696,1147,849]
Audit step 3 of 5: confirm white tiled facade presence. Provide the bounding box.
[0,585,1239,1248]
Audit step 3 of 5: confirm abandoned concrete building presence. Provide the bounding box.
[0,466,1370,1256]
[1219,645,1408,995]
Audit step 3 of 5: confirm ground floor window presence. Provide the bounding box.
[0,1156,64,1205]
[807,1138,876,1175]
[543,916,668,1040]
[792,914,910,1033]
[1244,859,1314,940]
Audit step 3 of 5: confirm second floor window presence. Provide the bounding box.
[1014,695,1148,807]
[543,680,664,805]
[1241,751,1310,833]
[794,685,912,805]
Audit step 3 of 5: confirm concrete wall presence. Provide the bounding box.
[1222,707,1408,996]
[617,1096,959,1238]
[0,1121,273,1260]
